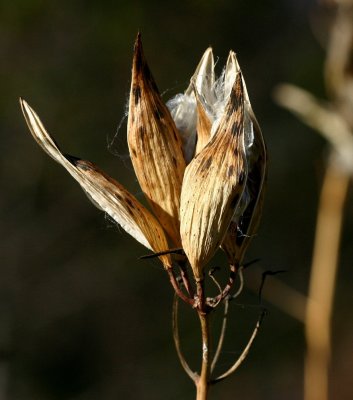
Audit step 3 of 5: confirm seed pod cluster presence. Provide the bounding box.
[21,35,266,280]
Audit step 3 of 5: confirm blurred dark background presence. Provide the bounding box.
[1,0,352,399]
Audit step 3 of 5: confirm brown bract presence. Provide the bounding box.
[180,74,248,280]
[127,34,186,247]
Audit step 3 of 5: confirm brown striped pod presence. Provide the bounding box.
[20,98,172,268]
[180,74,248,280]
[127,34,186,247]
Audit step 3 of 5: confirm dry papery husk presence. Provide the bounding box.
[180,74,248,280]
[127,34,186,247]
[194,87,212,156]
[222,111,267,266]
[20,98,172,268]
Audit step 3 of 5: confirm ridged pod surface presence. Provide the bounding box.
[127,34,186,247]
[20,98,172,268]
[180,74,247,280]
[222,112,267,265]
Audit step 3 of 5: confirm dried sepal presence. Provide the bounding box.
[20,98,172,268]
[127,34,186,247]
[180,74,247,280]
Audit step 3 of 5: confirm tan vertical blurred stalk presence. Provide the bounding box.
[304,163,349,400]
[274,2,353,399]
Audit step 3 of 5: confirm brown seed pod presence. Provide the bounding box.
[180,73,248,280]
[127,34,186,247]
[20,98,172,268]
[222,111,267,266]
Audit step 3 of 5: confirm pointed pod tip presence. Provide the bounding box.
[134,31,142,50]
[19,97,31,119]
[226,50,241,74]
[227,50,236,63]
[130,32,160,95]
[200,46,214,66]
[204,46,213,56]
[19,97,27,110]
[132,32,146,79]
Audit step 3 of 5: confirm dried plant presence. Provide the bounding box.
[20,33,267,399]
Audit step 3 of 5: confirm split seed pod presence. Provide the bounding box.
[128,34,186,247]
[222,114,267,265]
[167,47,215,162]
[20,98,172,268]
[221,54,267,266]
[180,74,247,280]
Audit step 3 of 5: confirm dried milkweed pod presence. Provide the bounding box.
[222,115,267,266]
[167,47,215,162]
[180,74,247,280]
[20,98,172,268]
[221,54,267,266]
[128,34,186,247]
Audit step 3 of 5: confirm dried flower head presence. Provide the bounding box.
[20,34,266,282]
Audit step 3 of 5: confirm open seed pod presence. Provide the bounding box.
[180,74,248,280]
[127,34,186,247]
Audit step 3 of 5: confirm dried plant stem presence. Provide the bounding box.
[212,309,266,384]
[167,268,194,306]
[172,295,196,381]
[304,163,349,400]
[179,259,194,298]
[211,267,244,373]
[211,299,229,373]
[211,264,237,306]
[196,311,211,400]
[192,278,212,400]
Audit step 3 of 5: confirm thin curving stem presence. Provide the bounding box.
[208,264,238,308]
[172,294,197,382]
[211,298,229,373]
[178,258,194,298]
[231,266,244,300]
[208,267,222,294]
[167,268,194,306]
[211,308,266,384]
[211,267,245,373]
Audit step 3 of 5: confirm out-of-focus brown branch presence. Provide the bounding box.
[326,0,353,128]
[274,2,353,400]
[304,162,349,400]
[273,84,353,172]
